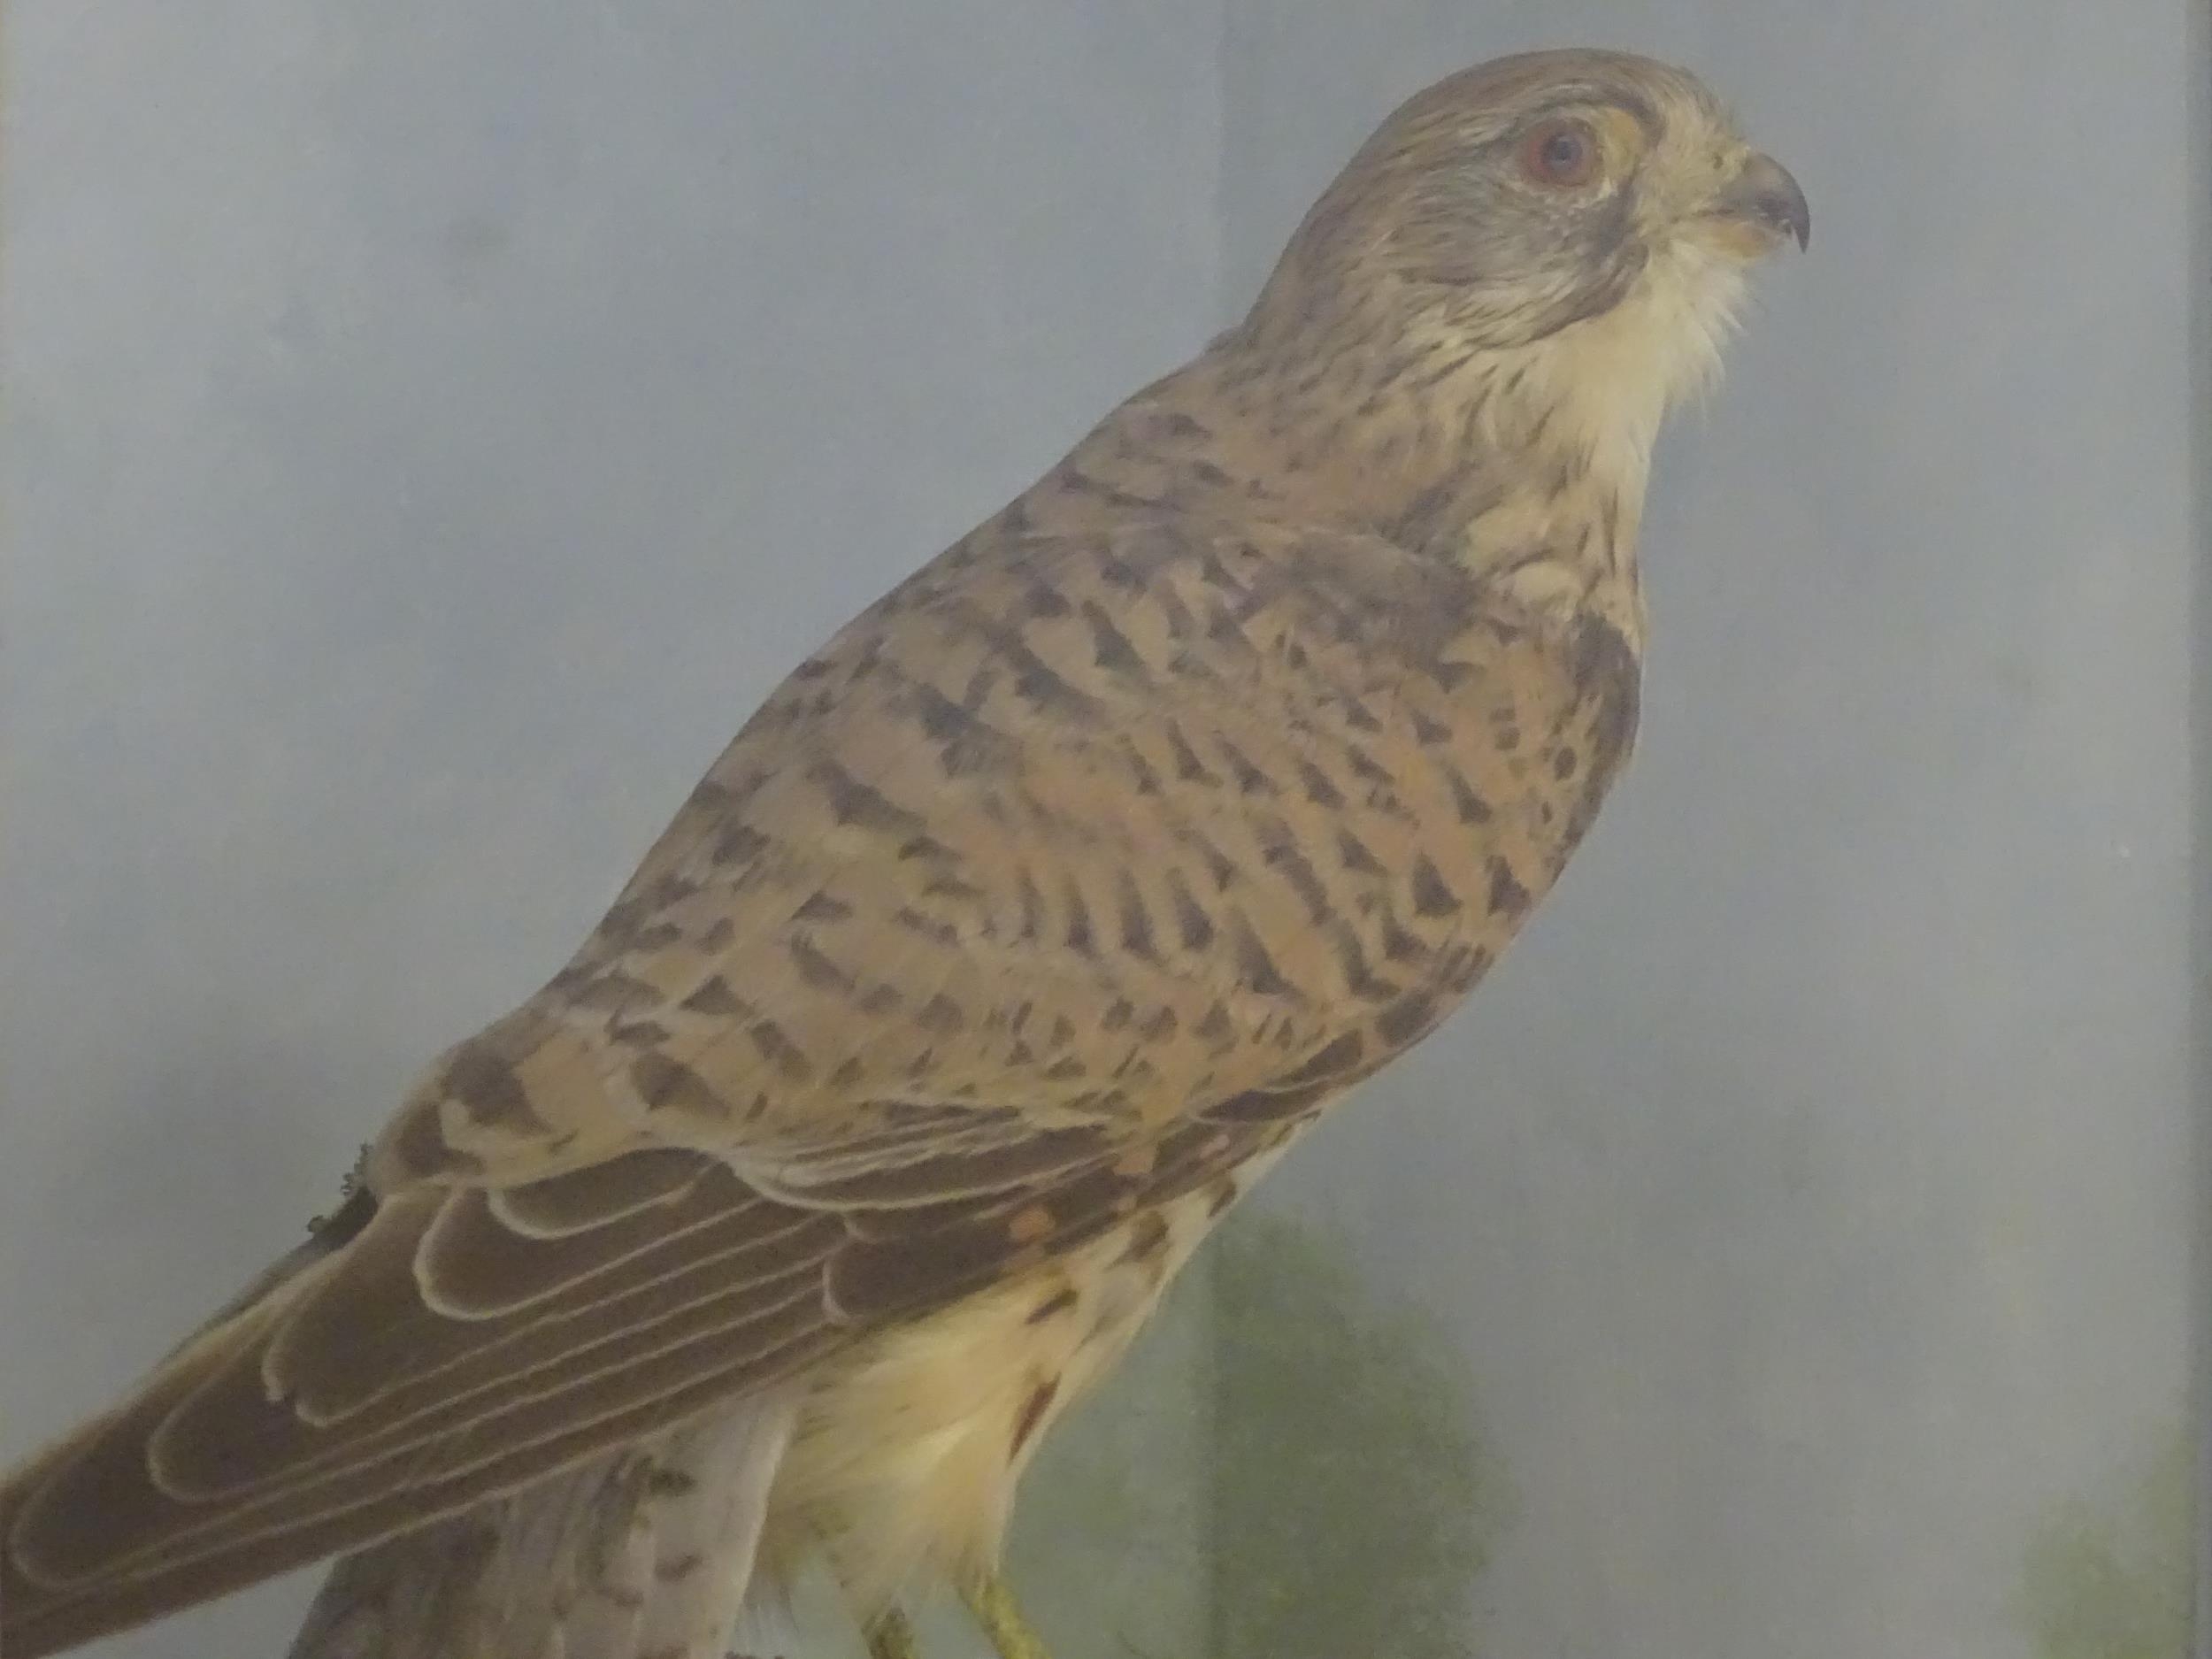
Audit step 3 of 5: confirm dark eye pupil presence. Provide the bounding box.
[1543,133,1584,170]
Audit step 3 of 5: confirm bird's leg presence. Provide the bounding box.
[960,1573,1053,1659]
[864,1608,922,1659]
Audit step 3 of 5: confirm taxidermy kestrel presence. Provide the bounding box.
[1,46,1806,1659]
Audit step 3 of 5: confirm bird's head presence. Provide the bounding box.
[1243,49,1807,465]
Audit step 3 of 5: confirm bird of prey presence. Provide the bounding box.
[0,46,1806,1659]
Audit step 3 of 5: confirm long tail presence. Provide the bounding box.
[284,1394,796,1659]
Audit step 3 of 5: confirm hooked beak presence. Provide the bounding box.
[1713,150,1810,251]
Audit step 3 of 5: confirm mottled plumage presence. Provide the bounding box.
[0,47,1804,1659]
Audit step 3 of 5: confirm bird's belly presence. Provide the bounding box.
[756,1145,1290,1613]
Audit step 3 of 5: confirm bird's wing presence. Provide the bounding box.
[1,514,1638,1654]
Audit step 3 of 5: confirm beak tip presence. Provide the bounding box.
[1728,152,1811,254]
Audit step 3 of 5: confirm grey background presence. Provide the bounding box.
[3,5,2201,1659]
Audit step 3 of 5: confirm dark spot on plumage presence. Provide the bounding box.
[1090,543,1144,590]
[1102,999,1135,1033]
[1275,1029,1365,1088]
[631,1052,724,1116]
[1485,854,1533,918]
[1207,1076,1331,1124]
[1206,606,1247,647]
[1336,695,1385,735]
[1298,759,1346,809]
[1118,1211,1171,1266]
[572,970,660,1013]
[1336,829,1386,876]
[902,682,1018,776]
[1191,459,1232,489]
[1443,763,1494,824]
[1048,1013,1076,1048]
[962,608,1106,723]
[1217,737,1276,795]
[1379,909,1429,965]
[1231,916,1298,999]
[794,891,853,926]
[811,760,926,839]
[1552,745,1579,780]
[1027,1286,1080,1324]
[830,1056,866,1090]
[1261,834,1334,924]
[1447,942,1494,991]
[388,1102,480,1179]
[998,497,1033,537]
[1063,879,1098,956]
[1185,829,1240,891]
[893,906,958,947]
[859,983,903,1016]
[1493,719,1521,752]
[1022,580,1072,618]
[1409,710,1452,746]
[1205,1177,1240,1218]
[710,823,770,866]
[1165,867,1216,951]
[609,1018,671,1048]
[1196,1002,1236,1046]
[916,994,964,1035]
[701,917,735,951]
[1410,855,1460,918]
[1139,1006,1179,1042]
[1016,869,1046,942]
[1116,872,1160,961]
[1044,1054,1085,1080]
[683,777,735,816]
[623,921,680,953]
[1376,994,1440,1048]
[1196,550,1248,596]
[787,938,855,995]
[1011,1377,1061,1455]
[1331,922,1398,1003]
[1121,739,1164,795]
[1081,600,1146,677]
[442,1048,547,1133]
[1344,745,1394,788]
[749,1020,812,1081]
[1164,721,1219,786]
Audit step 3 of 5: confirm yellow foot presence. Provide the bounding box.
[865,1608,921,1659]
[960,1574,1054,1659]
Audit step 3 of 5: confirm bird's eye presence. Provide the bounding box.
[1518,119,1601,188]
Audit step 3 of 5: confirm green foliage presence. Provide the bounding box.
[2017,1425,2194,1659]
[1210,1210,1514,1659]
